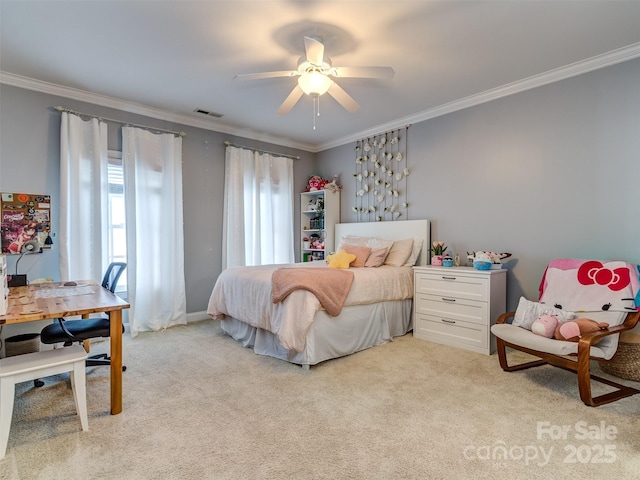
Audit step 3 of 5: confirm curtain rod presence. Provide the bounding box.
[224,141,300,160]
[54,106,186,137]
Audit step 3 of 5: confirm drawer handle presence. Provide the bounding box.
[441,319,456,324]
[441,297,456,302]
[441,276,456,280]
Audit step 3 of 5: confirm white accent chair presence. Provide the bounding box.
[0,345,89,459]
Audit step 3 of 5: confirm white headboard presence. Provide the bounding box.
[334,219,431,266]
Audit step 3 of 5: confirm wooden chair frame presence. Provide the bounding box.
[495,310,640,407]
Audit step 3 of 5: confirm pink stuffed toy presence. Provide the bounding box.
[554,318,609,343]
[531,314,559,338]
[306,175,328,192]
[531,315,610,344]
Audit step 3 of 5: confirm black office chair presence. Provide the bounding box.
[40,262,127,371]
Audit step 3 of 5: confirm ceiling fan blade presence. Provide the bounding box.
[304,36,325,66]
[277,85,304,115]
[330,66,395,79]
[327,82,360,113]
[234,71,298,81]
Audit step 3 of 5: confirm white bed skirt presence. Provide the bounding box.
[220,299,413,367]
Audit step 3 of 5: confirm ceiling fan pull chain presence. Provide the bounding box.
[313,95,322,130]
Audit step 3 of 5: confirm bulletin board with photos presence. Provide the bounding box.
[1,192,52,254]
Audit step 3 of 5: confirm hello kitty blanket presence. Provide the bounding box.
[538,259,640,313]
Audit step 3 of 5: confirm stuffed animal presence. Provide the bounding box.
[531,314,559,338]
[467,251,512,264]
[473,251,492,263]
[324,175,340,193]
[554,318,609,343]
[306,175,328,192]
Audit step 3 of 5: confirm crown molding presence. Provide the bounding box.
[0,71,317,153]
[2,43,639,154]
[318,43,640,152]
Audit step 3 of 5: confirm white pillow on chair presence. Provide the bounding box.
[512,297,575,330]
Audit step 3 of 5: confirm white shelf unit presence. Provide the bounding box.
[300,190,340,262]
[413,265,507,355]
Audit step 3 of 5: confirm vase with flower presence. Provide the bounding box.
[429,241,447,266]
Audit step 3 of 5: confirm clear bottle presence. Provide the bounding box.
[454,253,460,267]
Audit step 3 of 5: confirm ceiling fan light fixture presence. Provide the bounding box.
[298,71,331,96]
[237,35,387,115]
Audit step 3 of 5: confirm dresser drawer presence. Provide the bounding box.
[414,293,488,326]
[414,313,488,351]
[415,272,489,302]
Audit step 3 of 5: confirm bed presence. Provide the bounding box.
[207,219,430,368]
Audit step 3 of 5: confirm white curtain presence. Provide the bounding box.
[223,146,294,268]
[59,112,109,283]
[122,127,187,336]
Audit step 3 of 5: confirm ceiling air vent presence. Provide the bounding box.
[194,108,223,118]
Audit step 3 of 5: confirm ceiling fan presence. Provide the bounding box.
[235,36,394,115]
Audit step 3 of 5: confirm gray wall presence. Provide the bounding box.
[1,58,638,327]
[317,59,640,310]
[0,84,315,322]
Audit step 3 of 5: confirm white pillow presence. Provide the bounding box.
[338,234,368,249]
[403,238,424,266]
[512,297,576,330]
[339,235,394,253]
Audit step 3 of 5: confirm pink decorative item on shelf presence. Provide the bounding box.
[305,175,328,192]
[429,241,447,266]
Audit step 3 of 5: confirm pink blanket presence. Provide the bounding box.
[272,268,354,316]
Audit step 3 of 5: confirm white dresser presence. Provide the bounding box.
[413,265,507,355]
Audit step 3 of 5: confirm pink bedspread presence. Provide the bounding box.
[272,268,354,316]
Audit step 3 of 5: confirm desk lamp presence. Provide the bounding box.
[8,240,41,287]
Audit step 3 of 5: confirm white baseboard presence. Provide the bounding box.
[186,311,210,323]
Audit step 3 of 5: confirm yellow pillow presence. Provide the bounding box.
[327,249,356,269]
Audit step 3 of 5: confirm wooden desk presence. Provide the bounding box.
[0,281,130,414]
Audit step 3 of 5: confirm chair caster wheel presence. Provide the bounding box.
[34,379,44,388]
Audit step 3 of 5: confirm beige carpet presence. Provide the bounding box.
[2,319,639,480]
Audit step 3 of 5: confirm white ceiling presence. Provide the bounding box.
[1,1,639,152]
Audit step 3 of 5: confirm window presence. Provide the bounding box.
[107,150,127,292]
[223,147,295,268]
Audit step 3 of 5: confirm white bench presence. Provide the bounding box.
[0,345,89,459]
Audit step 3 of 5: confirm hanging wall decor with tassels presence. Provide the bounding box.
[352,126,409,222]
